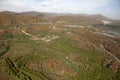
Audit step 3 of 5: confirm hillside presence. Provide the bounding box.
[0,11,118,26]
[0,11,120,80]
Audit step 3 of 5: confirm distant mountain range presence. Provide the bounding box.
[0,11,120,27]
[0,11,109,19]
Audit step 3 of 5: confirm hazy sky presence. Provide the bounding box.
[0,0,120,20]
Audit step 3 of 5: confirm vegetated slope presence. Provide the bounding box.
[0,25,120,80]
[0,12,44,27]
[0,11,112,27]
[0,11,120,80]
[71,28,120,60]
[52,14,110,25]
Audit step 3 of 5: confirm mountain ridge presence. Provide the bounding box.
[0,11,111,20]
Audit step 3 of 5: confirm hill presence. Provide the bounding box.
[0,11,120,80]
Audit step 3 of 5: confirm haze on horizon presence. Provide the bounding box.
[0,0,120,20]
